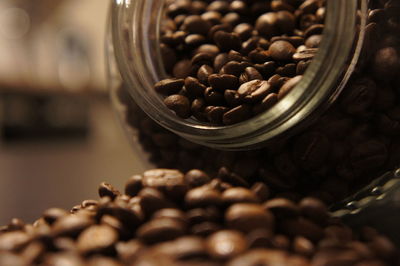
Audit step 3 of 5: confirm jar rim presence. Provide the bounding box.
[111,0,367,151]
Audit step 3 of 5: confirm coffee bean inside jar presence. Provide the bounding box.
[111,0,400,207]
[154,0,326,125]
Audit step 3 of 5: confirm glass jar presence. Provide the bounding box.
[107,0,400,241]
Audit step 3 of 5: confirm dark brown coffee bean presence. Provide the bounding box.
[42,208,68,225]
[52,214,93,238]
[299,197,329,225]
[201,11,222,25]
[197,65,214,85]
[372,46,400,80]
[206,230,247,260]
[137,218,185,244]
[293,131,330,171]
[304,23,324,38]
[251,183,271,202]
[222,187,259,205]
[278,75,302,99]
[268,40,296,61]
[185,34,207,47]
[76,225,118,255]
[214,31,242,51]
[255,13,279,38]
[225,203,274,233]
[142,169,186,197]
[186,207,221,225]
[281,217,324,242]
[205,106,229,124]
[293,48,317,61]
[160,44,177,72]
[217,167,249,187]
[0,231,30,252]
[184,169,211,187]
[98,182,121,200]
[246,229,273,248]
[182,15,212,35]
[239,67,263,84]
[264,198,300,218]
[195,44,221,57]
[204,88,224,105]
[213,53,229,72]
[191,222,221,237]
[185,77,207,98]
[305,34,322,48]
[185,186,222,208]
[164,94,192,119]
[208,24,232,40]
[220,61,245,76]
[222,12,241,26]
[276,11,296,34]
[191,53,215,67]
[208,74,239,91]
[139,188,175,218]
[293,236,315,257]
[124,175,143,197]
[226,250,293,266]
[152,209,187,225]
[296,60,311,74]
[234,23,253,41]
[241,37,260,55]
[223,104,252,125]
[224,90,241,107]
[173,59,193,78]
[237,80,272,103]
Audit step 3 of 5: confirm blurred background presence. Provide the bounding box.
[0,0,146,224]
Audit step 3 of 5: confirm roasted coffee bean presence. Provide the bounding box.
[278,75,303,99]
[225,203,274,233]
[185,169,211,188]
[222,104,252,125]
[239,67,263,83]
[237,80,272,103]
[226,250,296,266]
[52,214,93,238]
[206,230,247,260]
[234,23,253,41]
[214,31,242,52]
[182,15,212,36]
[42,208,68,225]
[224,90,241,107]
[264,198,300,219]
[77,225,118,255]
[197,65,214,85]
[222,187,259,205]
[269,40,296,61]
[299,197,329,225]
[293,236,315,257]
[152,209,187,225]
[293,48,317,61]
[139,188,175,217]
[185,186,222,208]
[208,74,239,91]
[137,218,185,244]
[204,87,224,105]
[205,106,228,124]
[185,34,207,47]
[173,59,193,78]
[99,182,121,200]
[164,94,192,119]
[191,53,214,67]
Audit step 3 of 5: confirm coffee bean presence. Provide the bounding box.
[204,87,224,105]
[222,187,259,205]
[205,106,229,124]
[185,34,207,47]
[239,67,263,83]
[234,23,253,41]
[52,214,93,238]
[137,218,185,244]
[214,31,242,52]
[191,53,214,67]
[184,169,211,188]
[255,13,279,38]
[173,59,193,78]
[268,40,296,61]
[206,230,247,260]
[99,182,121,200]
[139,188,175,218]
[299,197,329,225]
[77,225,118,255]
[0,232,30,252]
[293,48,317,61]
[264,198,300,219]
[251,182,271,202]
[238,80,272,103]
[222,104,252,125]
[278,75,303,99]
[226,250,293,266]
[164,94,192,119]
[213,53,230,72]
[43,208,68,225]
[208,74,239,91]
[185,186,222,208]
[225,203,274,233]
[182,15,212,35]
[152,209,187,225]
[293,236,315,257]
[224,90,241,107]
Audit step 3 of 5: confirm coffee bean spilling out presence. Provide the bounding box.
[0,168,398,265]
[154,0,325,125]
[119,0,400,205]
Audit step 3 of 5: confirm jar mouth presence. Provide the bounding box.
[112,0,366,150]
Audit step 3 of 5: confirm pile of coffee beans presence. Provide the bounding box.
[0,168,398,265]
[119,0,400,205]
[155,0,325,125]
